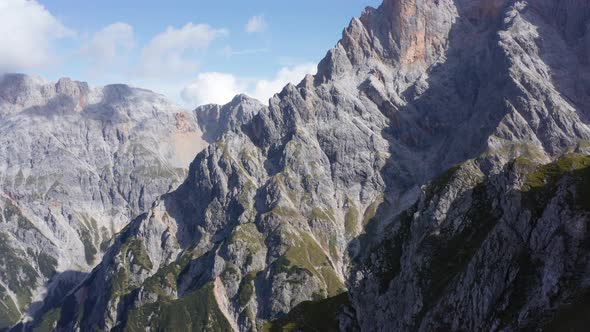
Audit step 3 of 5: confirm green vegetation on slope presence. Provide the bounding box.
[263,292,349,332]
[0,233,38,312]
[524,154,590,189]
[142,254,191,301]
[273,232,345,297]
[75,215,99,265]
[124,283,232,332]
[108,237,154,302]
[122,238,153,271]
[32,308,61,332]
[237,272,256,307]
[522,153,590,215]
[0,284,21,329]
[344,205,359,237]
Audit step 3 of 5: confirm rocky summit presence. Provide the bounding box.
[3,0,590,331]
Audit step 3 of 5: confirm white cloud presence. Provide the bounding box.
[80,22,134,66]
[245,15,268,33]
[181,72,245,106]
[0,0,73,72]
[137,23,228,78]
[181,63,317,107]
[251,63,317,102]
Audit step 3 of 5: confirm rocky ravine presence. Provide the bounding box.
[19,0,590,331]
[0,74,263,329]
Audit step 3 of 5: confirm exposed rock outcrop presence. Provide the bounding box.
[0,75,261,328]
[196,94,266,143]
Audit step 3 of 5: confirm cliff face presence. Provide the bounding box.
[351,0,590,330]
[354,154,590,331]
[195,94,265,143]
[0,74,259,328]
[0,74,210,327]
[21,0,590,331]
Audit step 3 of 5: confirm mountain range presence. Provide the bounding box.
[2,0,590,331]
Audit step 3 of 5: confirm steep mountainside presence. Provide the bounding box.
[0,73,207,327]
[0,75,264,328]
[350,1,590,330]
[22,0,590,331]
[354,154,590,331]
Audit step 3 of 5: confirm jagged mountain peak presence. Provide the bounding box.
[0,74,192,119]
[55,77,89,96]
[195,93,265,143]
[230,93,258,103]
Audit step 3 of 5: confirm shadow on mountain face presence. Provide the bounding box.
[358,152,590,330]
[347,1,590,330]
[353,0,590,258]
[19,95,80,118]
[8,270,88,332]
[350,0,514,259]
[527,1,590,118]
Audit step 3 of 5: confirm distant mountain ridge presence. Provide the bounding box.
[0,73,262,328]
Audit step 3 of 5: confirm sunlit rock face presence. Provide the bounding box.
[18,0,590,331]
[195,94,266,144]
[0,74,215,327]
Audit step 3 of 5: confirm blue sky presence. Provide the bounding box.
[0,0,381,106]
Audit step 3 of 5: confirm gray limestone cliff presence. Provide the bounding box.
[0,74,262,329]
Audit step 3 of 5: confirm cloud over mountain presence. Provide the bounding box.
[137,23,228,78]
[0,0,73,72]
[181,62,316,106]
[80,22,135,68]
